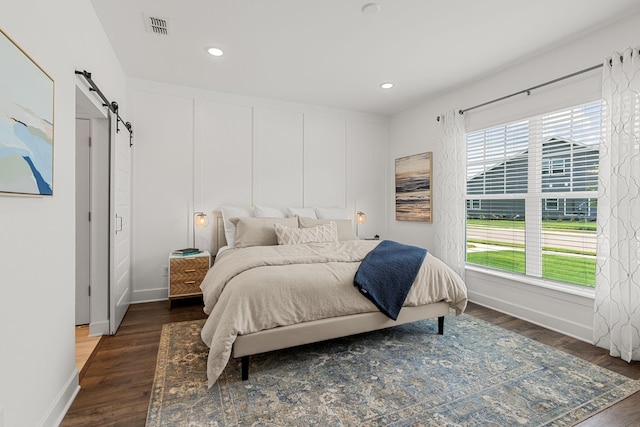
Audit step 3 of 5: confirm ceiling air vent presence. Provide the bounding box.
[144,15,170,36]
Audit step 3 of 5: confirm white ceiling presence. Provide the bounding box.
[90,0,640,116]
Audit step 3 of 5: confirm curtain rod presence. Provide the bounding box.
[75,70,134,147]
[436,62,603,122]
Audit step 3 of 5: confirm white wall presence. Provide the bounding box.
[388,12,640,342]
[0,1,127,426]
[129,79,388,303]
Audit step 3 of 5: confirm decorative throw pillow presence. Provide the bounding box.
[298,217,358,241]
[230,217,297,248]
[221,206,254,248]
[274,222,339,245]
[286,207,318,219]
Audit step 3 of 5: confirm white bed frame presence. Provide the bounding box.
[209,211,450,380]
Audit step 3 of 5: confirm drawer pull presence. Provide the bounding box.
[184,269,196,273]
[184,281,196,284]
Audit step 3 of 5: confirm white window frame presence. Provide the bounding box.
[467,199,482,210]
[544,198,559,210]
[466,100,600,287]
[542,158,566,175]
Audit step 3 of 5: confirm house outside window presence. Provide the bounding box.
[466,101,600,287]
[542,158,566,175]
[467,199,482,210]
[544,198,559,211]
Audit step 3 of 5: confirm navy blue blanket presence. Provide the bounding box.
[354,240,427,320]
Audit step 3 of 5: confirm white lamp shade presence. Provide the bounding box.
[356,211,367,225]
[194,212,209,228]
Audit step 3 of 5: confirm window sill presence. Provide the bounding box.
[464,263,595,300]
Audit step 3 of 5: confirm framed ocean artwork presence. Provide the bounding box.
[0,28,54,196]
[395,152,432,222]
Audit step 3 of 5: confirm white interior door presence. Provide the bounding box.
[109,113,132,334]
[76,86,110,335]
[75,119,91,325]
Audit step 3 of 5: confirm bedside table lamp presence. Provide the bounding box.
[356,211,367,238]
[193,211,210,248]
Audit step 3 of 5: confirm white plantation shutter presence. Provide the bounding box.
[466,100,601,287]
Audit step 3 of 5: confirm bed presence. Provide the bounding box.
[200,210,467,387]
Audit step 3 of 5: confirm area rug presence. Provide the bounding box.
[146,315,639,426]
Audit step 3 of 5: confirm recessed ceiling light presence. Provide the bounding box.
[380,82,394,89]
[206,47,224,57]
[361,3,381,15]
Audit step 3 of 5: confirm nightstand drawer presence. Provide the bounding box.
[170,257,209,277]
[169,279,203,297]
[168,252,211,306]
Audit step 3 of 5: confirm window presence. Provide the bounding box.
[467,199,482,210]
[466,101,601,287]
[542,158,566,175]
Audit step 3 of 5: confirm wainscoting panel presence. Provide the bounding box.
[252,108,304,208]
[132,90,195,298]
[129,80,388,303]
[303,113,347,208]
[347,119,388,239]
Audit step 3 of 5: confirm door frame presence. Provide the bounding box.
[75,85,110,336]
[75,117,91,326]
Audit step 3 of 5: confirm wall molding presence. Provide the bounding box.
[129,80,389,300]
[38,369,79,427]
[131,288,168,304]
[89,320,110,336]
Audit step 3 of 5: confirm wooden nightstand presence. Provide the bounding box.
[168,251,211,309]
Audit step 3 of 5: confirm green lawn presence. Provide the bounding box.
[466,250,595,287]
[467,238,596,257]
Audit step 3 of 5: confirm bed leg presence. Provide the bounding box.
[438,316,444,335]
[241,356,249,381]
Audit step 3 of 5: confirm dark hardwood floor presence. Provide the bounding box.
[62,300,640,426]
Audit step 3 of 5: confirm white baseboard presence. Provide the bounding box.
[469,291,592,343]
[38,369,80,427]
[465,268,594,343]
[89,320,109,336]
[131,287,168,304]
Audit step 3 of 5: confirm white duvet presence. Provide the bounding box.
[200,240,467,386]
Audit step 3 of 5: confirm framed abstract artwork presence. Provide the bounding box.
[0,28,54,196]
[395,152,432,222]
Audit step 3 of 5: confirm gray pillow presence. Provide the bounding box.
[230,217,298,248]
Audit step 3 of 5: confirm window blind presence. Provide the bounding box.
[465,70,602,133]
[466,100,601,287]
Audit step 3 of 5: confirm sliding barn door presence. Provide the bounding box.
[109,113,132,334]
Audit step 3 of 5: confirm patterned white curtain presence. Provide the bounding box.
[434,111,466,280]
[593,47,640,362]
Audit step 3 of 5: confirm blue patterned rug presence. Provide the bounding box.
[146,315,639,426]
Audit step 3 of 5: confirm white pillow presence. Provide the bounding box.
[220,206,254,248]
[254,205,286,218]
[315,207,349,220]
[287,207,318,219]
[274,222,338,245]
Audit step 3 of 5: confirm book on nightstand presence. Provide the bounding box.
[172,248,201,256]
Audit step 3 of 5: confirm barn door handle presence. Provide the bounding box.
[115,214,123,234]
